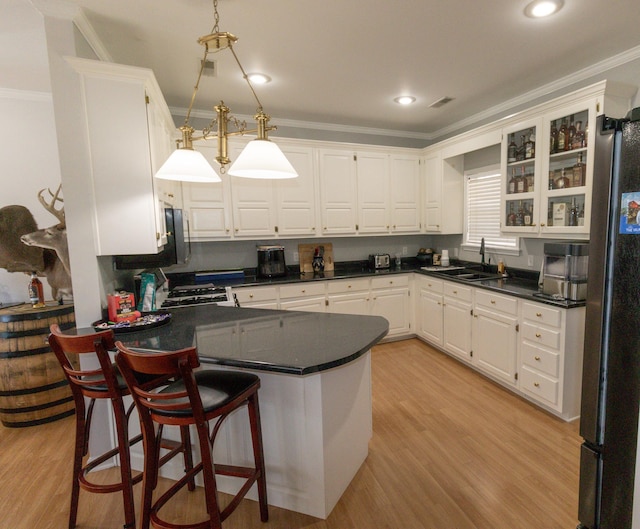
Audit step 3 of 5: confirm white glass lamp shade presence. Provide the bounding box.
[228,140,298,179]
[155,148,221,183]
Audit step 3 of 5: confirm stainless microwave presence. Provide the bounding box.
[114,208,190,270]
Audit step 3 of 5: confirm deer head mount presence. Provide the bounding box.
[0,184,72,301]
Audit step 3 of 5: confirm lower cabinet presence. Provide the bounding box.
[279,282,326,313]
[442,282,473,362]
[232,286,278,309]
[417,277,444,346]
[370,276,411,338]
[472,290,519,387]
[326,278,370,315]
[414,275,584,421]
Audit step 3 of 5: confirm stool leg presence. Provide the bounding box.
[180,425,196,492]
[197,420,223,528]
[139,427,160,529]
[247,393,269,522]
[68,402,86,529]
[112,398,136,529]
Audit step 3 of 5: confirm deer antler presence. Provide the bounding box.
[38,184,65,228]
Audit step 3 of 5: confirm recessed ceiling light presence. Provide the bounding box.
[524,0,564,18]
[394,96,416,105]
[247,73,271,84]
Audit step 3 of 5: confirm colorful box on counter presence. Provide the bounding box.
[107,292,140,323]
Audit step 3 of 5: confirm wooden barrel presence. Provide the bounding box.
[0,303,76,428]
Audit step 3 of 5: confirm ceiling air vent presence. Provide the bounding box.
[201,59,216,77]
[429,96,454,108]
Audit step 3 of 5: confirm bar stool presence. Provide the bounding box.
[114,341,268,529]
[48,324,194,529]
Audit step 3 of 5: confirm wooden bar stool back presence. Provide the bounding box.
[48,324,193,529]
[114,342,269,529]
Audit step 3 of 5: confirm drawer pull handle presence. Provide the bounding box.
[490,300,496,304]
[534,356,541,361]
[534,382,540,388]
[535,332,541,338]
[302,289,306,293]
[249,294,254,298]
[536,312,542,317]
[453,290,458,294]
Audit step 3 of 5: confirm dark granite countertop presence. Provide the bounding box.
[166,258,585,309]
[82,305,389,376]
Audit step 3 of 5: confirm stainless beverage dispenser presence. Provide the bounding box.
[542,242,589,301]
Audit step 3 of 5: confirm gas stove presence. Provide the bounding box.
[161,284,237,308]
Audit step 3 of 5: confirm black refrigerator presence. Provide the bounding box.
[577,110,640,529]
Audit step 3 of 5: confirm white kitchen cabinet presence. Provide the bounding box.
[472,289,518,387]
[519,300,585,420]
[318,149,358,235]
[356,152,390,234]
[442,281,473,361]
[275,144,318,236]
[417,276,444,346]
[279,282,326,313]
[370,275,411,338]
[182,144,232,239]
[232,285,278,309]
[228,142,277,237]
[326,278,370,316]
[390,154,421,233]
[422,151,463,234]
[68,58,174,255]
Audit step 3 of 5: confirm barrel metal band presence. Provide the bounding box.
[0,321,76,341]
[0,394,74,413]
[0,304,74,323]
[0,378,69,397]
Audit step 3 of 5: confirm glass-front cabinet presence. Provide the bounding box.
[501,99,596,238]
[501,118,542,234]
[539,100,596,236]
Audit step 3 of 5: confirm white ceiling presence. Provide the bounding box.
[41,0,640,141]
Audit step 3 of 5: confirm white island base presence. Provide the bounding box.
[130,351,373,519]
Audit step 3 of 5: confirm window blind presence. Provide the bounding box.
[465,169,518,250]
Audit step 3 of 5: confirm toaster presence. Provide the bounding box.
[369,253,391,269]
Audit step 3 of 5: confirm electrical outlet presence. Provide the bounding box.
[527,255,534,267]
[402,247,408,255]
[293,252,299,263]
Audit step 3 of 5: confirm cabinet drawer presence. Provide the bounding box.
[520,366,559,406]
[371,274,409,290]
[522,322,561,350]
[280,282,326,299]
[522,302,562,328]
[443,282,472,302]
[327,278,370,294]
[521,342,560,378]
[233,286,278,304]
[474,289,518,315]
[419,276,443,294]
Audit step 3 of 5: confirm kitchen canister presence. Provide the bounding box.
[441,249,450,267]
[0,303,76,427]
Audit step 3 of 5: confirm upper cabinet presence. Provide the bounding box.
[318,149,359,235]
[499,81,635,238]
[67,58,174,255]
[390,155,421,233]
[422,150,463,234]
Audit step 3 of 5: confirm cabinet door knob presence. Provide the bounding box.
[533,382,540,388]
[535,332,541,338]
[536,312,542,317]
[249,294,254,298]
[490,300,496,304]
[534,356,541,361]
[540,223,546,227]
[301,289,306,293]
[453,290,458,294]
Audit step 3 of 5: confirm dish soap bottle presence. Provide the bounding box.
[28,272,45,308]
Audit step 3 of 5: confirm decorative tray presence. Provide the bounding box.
[92,312,172,334]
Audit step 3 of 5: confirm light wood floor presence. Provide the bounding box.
[0,338,581,529]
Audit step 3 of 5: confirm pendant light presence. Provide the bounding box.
[155,0,297,182]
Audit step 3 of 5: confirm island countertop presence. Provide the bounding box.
[97,304,389,376]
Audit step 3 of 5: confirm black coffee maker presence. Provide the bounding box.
[257,245,287,278]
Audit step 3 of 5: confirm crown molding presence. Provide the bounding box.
[0,87,52,102]
[430,44,640,139]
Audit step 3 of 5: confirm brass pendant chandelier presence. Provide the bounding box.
[155,0,298,182]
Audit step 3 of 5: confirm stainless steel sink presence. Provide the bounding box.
[431,268,503,281]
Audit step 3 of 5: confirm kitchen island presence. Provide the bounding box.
[100,305,389,519]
